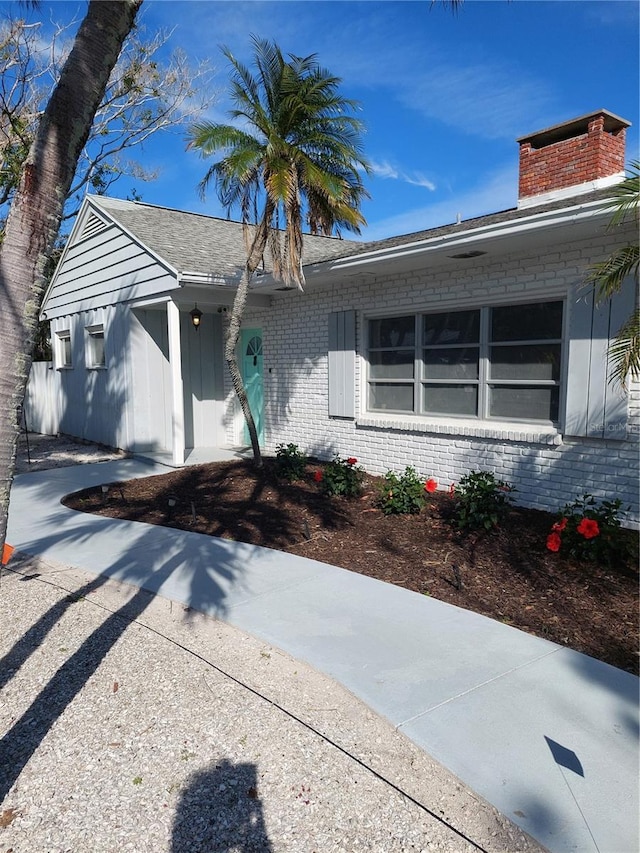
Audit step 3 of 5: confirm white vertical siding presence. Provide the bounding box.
[129,308,172,452]
[23,363,61,435]
[180,312,225,449]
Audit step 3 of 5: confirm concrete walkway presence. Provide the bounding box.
[6,458,639,853]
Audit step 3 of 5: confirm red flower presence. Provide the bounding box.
[552,517,568,533]
[577,517,600,539]
[546,532,562,552]
[313,470,323,483]
[347,457,357,465]
[448,483,455,496]
[424,478,437,493]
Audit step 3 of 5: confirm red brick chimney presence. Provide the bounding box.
[517,110,630,208]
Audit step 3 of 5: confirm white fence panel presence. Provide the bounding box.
[24,362,61,435]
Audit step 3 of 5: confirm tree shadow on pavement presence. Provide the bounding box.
[0,563,108,694]
[0,518,243,803]
[172,759,273,853]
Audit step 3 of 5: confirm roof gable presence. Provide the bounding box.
[89,196,365,278]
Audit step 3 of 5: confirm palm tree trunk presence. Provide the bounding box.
[224,219,271,467]
[0,1,141,552]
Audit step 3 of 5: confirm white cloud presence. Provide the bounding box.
[370,159,436,191]
[405,172,437,191]
[369,160,400,180]
[361,161,518,241]
[583,0,639,27]
[147,1,556,144]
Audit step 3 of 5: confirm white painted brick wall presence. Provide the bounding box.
[226,228,639,528]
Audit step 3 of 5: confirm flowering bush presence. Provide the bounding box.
[275,442,308,482]
[376,467,434,515]
[546,494,628,565]
[451,470,514,531]
[320,455,364,498]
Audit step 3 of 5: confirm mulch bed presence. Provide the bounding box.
[64,459,639,675]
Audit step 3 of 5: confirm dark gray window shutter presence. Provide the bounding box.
[328,310,356,418]
[565,279,634,440]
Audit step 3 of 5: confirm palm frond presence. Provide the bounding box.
[608,308,640,391]
[188,36,369,285]
[598,160,640,227]
[587,244,640,300]
[584,159,639,393]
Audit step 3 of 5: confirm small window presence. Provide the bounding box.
[86,325,105,368]
[56,331,72,368]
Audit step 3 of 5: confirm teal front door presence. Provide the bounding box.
[241,329,264,446]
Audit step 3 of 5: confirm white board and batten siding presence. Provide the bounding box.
[23,362,61,435]
[128,307,173,452]
[42,304,173,453]
[180,311,226,449]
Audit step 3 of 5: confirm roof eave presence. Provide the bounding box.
[305,196,613,276]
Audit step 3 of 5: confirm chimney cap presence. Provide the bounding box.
[517,109,631,149]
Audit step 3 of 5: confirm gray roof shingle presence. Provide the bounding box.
[91,186,614,279]
[91,196,365,277]
[353,187,614,255]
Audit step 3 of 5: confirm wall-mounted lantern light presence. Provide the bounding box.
[190,304,203,331]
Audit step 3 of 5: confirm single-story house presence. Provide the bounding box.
[34,109,639,526]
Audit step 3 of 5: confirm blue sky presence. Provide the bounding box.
[9,0,640,240]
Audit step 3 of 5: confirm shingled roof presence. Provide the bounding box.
[90,196,365,277]
[91,186,614,282]
[353,186,615,255]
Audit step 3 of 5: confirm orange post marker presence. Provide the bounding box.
[1,543,14,565]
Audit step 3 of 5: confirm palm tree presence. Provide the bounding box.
[0,0,141,554]
[587,161,639,390]
[188,37,369,466]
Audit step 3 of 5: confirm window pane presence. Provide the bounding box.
[422,384,478,416]
[369,316,415,348]
[369,350,414,380]
[423,310,480,346]
[90,332,105,367]
[423,347,479,380]
[491,302,563,342]
[490,344,561,381]
[57,333,72,367]
[369,383,413,412]
[489,385,559,421]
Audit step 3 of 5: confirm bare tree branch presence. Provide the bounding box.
[1,16,216,224]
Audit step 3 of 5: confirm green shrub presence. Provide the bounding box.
[452,470,514,531]
[275,443,308,481]
[377,467,428,515]
[319,455,364,498]
[546,494,629,565]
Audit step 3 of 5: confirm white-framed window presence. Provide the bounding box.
[55,330,73,369]
[85,324,105,368]
[367,300,564,424]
